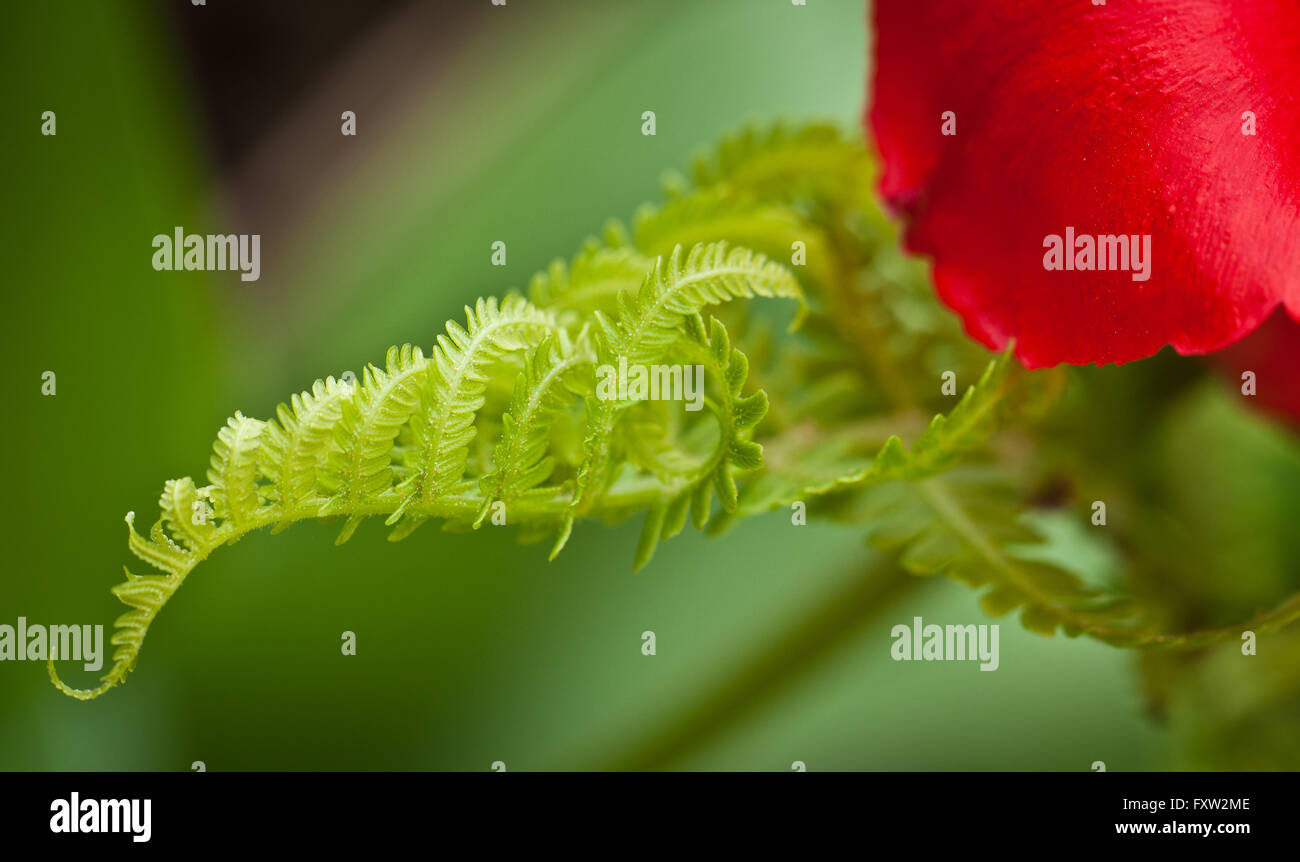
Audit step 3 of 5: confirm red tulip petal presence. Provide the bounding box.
[869,0,1300,368]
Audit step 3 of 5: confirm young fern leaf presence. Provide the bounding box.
[632,313,769,569]
[554,241,804,556]
[50,235,808,699]
[475,330,592,526]
[261,377,351,532]
[851,470,1147,642]
[600,241,806,364]
[633,189,837,289]
[49,520,195,701]
[809,349,1014,495]
[528,245,652,318]
[709,349,1015,529]
[50,432,245,699]
[58,120,1300,704]
[159,477,217,552]
[692,121,876,215]
[852,470,1300,648]
[207,412,266,528]
[391,296,560,535]
[317,344,428,543]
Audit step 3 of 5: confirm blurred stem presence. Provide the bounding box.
[595,556,928,771]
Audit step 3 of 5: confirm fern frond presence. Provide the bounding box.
[476,330,592,525]
[631,314,769,569]
[851,470,1300,648]
[206,412,266,528]
[318,345,428,542]
[50,513,202,700]
[528,245,652,317]
[158,477,217,553]
[854,470,1149,642]
[394,296,560,527]
[809,349,1014,494]
[633,189,836,289]
[704,421,880,533]
[597,241,804,365]
[691,121,875,213]
[707,349,1012,529]
[261,377,351,530]
[556,242,803,552]
[55,119,1300,704]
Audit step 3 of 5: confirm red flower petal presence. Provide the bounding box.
[868,0,1300,368]
[1212,307,1300,427]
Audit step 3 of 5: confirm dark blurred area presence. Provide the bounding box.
[166,0,421,166]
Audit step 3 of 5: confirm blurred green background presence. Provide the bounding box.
[0,0,1170,771]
